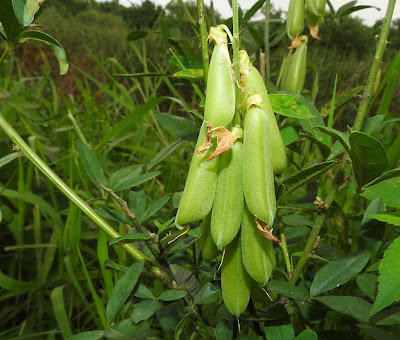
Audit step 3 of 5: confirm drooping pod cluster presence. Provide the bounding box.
[175,26,286,316]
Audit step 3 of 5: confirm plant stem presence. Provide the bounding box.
[278,216,292,276]
[0,48,10,66]
[0,113,165,279]
[353,0,397,132]
[232,0,241,126]
[264,0,271,78]
[197,0,209,86]
[289,0,397,286]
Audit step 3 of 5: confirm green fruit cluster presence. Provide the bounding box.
[175,26,286,316]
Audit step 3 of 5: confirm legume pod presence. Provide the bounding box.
[243,106,276,226]
[199,212,220,262]
[286,0,305,48]
[247,65,287,174]
[211,139,244,250]
[175,122,219,228]
[221,235,251,316]
[306,0,326,40]
[204,27,235,127]
[283,37,307,94]
[241,206,276,286]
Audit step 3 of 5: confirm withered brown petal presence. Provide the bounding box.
[196,124,213,156]
[206,127,233,161]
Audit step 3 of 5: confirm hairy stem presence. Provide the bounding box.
[353,0,397,131]
[0,113,165,279]
[264,0,271,78]
[232,0,241,126]
[197,0,209,85]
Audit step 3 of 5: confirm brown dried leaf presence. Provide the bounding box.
[287,36,301,49]
[196,124,212,156]
[309,25,322,41]
[255,217,281,243]
[206,127,233,161]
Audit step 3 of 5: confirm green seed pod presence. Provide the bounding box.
[243,104,276,226]
[247,64,287,174]
[221,236,251,316]
[175,122,219,228]
[241,206,276,286]
[199,213,220,262]
[286,0,305,48]
[211,139,244,250]
[204,27,235,127]
[283,36,308,94]
[306,0,326,40]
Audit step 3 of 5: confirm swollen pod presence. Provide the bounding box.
[221,236,251,316]
[211,140,244,250]
[204,27,235,127]
[175,122,219,228]
[241,206,276,286]
[243,106,276,226]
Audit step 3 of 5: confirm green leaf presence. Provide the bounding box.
[0,202,13,225]
[336,4,378,19]
[367,213,400,226]
[134,284,155,300]
[127,30,148,41]
[356,273,378,300]
[129,190,147,223]
[0,151,22,168]
[0,270,38,292]
[300,132,331,158]
[0,0,24,41]
[313,296,371,322]
[361,198,386,240]
[19,30,69,75]
[103,260,128,273]
[131,299,162,324]
[76,141,106,193]
[105,261,144,324]
[269,94,315,119]
[174,310,208,340]
[362,115,386,135]
[67,330,106,340]
[156,303,181,333]
[51,286,73,339]
[216,320,233,340]
[155,112,198,140]
[95,208,133,225]
[310,251,371,296]
[158,290,187,301]
[314,126,350,155]
[361,177,400,209]
[264,324,295,340]
[97,97,164,149]
[280,126,299,146]
[243,0,265,22]
[12,0,42,26]
[194,282,221,305]
[173,69,204,80]
[267,280,309,301]
[140,196,169,223]
[363,169,400,188]
[174,310,194,340]
[277,161,336,200]
[107,165,142,190]
[357,324,400,340]
[109,233,152,246]
[296,329,318,340]
[113,171,161,192]
[105,319,151,339]
[371,237,400,314]
[148,139,183,170]
[350,132,388,191]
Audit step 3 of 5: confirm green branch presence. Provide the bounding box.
[0,113,164,279]
[197,0,209,85]
[353,0,397,131]
[232,0,241,126]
